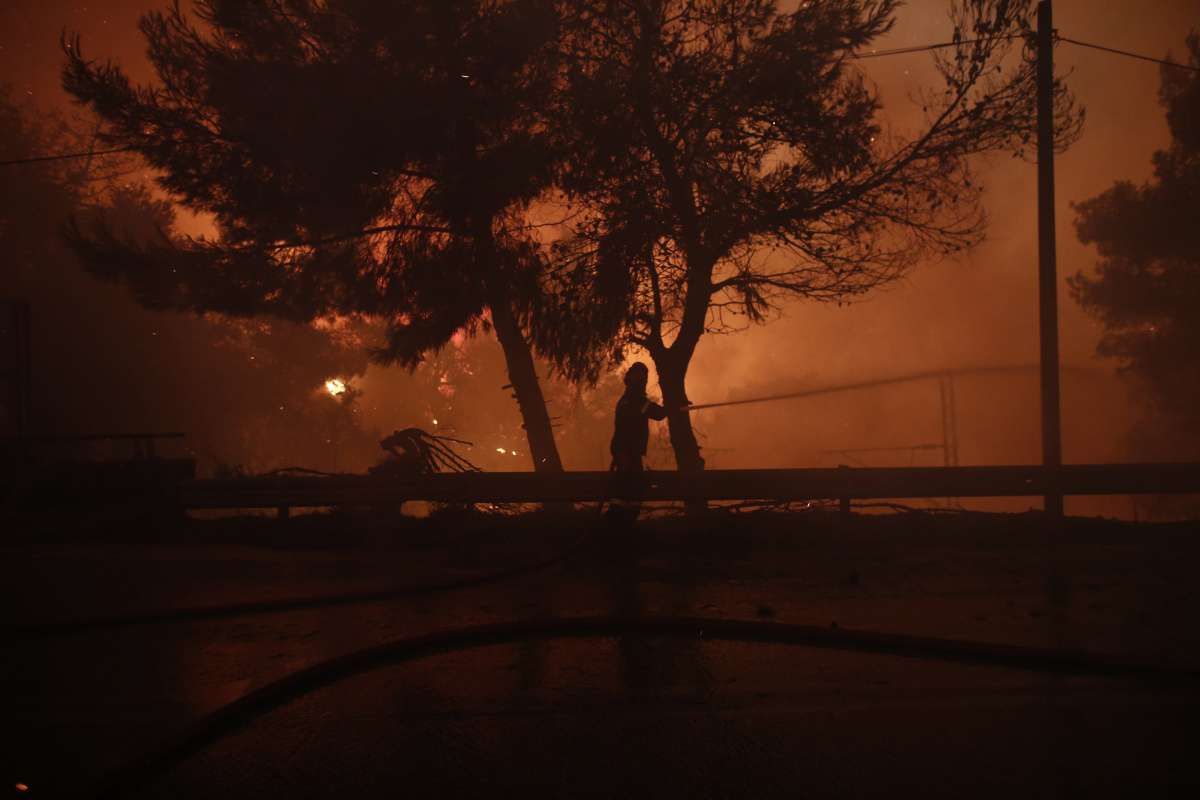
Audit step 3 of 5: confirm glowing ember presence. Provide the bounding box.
[325,378,347,397]
[432,418,438,425]
[496,447,507,454]
[15,784,28,793]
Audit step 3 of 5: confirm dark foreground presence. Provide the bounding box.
[3,507,1199,798]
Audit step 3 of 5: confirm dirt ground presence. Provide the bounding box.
[3,506,1199,798]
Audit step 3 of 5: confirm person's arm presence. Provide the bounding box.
[643,399,668,421]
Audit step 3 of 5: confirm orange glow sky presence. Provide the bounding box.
[3,1,1198,514]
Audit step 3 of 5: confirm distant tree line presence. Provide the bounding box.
[1070,34,1200,460]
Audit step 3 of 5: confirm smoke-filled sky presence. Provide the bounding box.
[2,0,1198,514]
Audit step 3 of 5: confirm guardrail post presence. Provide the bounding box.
[838,464,851,517]
[277,505,290,520]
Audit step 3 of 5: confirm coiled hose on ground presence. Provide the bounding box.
[96,614,1199,799]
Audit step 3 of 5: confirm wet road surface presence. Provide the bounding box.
[3,509,1199,797]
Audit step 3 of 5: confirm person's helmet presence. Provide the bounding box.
[624,361,650,388]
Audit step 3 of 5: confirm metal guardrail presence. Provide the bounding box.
[177,463,1200,511]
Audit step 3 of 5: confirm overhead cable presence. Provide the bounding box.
[1059,36,1200,73]
[0,145,136,166]
[4,35,1195,169]
[850,34,1023,60]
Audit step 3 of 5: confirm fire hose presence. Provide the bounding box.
[94,614,1199,799]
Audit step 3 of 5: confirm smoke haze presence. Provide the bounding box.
[2,0,1197,515]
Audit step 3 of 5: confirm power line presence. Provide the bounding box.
[2,34,1194,168]
[1059,36,1200,74]
[0,145,137,166]
[850,34,1023,60]
[0,40,1030,168]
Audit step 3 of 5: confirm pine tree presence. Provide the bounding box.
[539,0,1081,479]
[1070,34,1200,449]
[63,0,569,471]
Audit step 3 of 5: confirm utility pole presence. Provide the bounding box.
[1037,0,1063,516]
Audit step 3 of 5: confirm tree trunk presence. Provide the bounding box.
[653,354,705,510]
[489,294,564,474]
[470,206,564,476]
[654,358,703,470]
